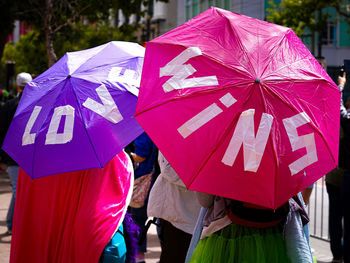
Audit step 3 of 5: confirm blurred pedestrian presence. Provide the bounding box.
[0,72,32,235]
[189,193,313,263]
[324,70,347,263]
[338,71,350,263]
[326,166,344,263]
[128,132,158,263]
[0,89,9,107]
[147,152,201,263]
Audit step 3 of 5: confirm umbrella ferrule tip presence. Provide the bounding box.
[255,78,260,83]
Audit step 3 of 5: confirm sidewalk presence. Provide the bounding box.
[0,171,333,263]
[0,172,11,263]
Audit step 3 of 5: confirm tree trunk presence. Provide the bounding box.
[0,32,8,63]
[44,0,57,67]
[317,9,323,57]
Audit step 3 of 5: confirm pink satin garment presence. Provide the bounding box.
[10,150,133,263]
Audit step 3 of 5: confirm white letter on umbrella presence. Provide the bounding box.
[82,84,123,124]
[45,105,75,145]
[22,106,42,146]
[222,109,273,172]
[108,67,140,96]
[160,47,219,93]
[283,112,318,175]
[178,93,236,138]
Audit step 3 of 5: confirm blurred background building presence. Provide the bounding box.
[7,0,350,78]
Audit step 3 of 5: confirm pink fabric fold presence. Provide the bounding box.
[10,151,133,263]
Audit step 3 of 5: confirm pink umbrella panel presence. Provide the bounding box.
[135,7,341,209]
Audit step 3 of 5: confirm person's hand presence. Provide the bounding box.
[338,72,346,90]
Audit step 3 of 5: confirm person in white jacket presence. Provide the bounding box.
[147,151,201,263]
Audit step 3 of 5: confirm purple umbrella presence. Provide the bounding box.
[2,41,144,178]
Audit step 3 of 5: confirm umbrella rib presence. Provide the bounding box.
[71,42,143,76]
[30,78,68,178]
[135,84,247,116]
[257,20,261,77]
[257,83,280,208]
[69,77,103,168]
[184,85,259,189]
[155,14,256,79]
[223,15,257,79]
[212,8,260,78]
[18,78,67,119]
[261,81,339,206]
[258,29,314,81]
[31,128,38,178]
[185,80,338,201]
[71,56,143,97]
[265,57,310,79]
[186,110,241,190]
[259,32,289,78]
[153,41,254,79]
[262,38,315,81]
[261,80,338,165]
[69,42,111,76]
[186,84,278,201]
[185,83,264,193]
[70,51,144,168]
[253,29,314,82]
[73,56,143,77]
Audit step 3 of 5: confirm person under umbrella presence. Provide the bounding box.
[147,152,201,263]
[337,72,350,263]
[128,132,158,263]
[188,193,313,263]
[0,72,32,235]
[10,150,136,263]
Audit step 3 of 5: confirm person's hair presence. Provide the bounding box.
[16,72,32,90]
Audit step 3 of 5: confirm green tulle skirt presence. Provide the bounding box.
[189,222,291,263]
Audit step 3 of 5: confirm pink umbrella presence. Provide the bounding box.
[135,7,341,209]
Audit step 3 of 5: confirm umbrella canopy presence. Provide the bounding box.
[2,41,144,179]
[135,8,341,209]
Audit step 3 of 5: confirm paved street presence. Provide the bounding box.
[0,171,333,263]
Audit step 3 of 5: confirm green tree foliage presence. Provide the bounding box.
[0,0,21,87]
[266,0,331,37]
[0,0,21,59]
[266,0,350,55]
[2,19,140,76]
[2,0,166,67]
[2,30,46,75]
[267,0,350,35]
